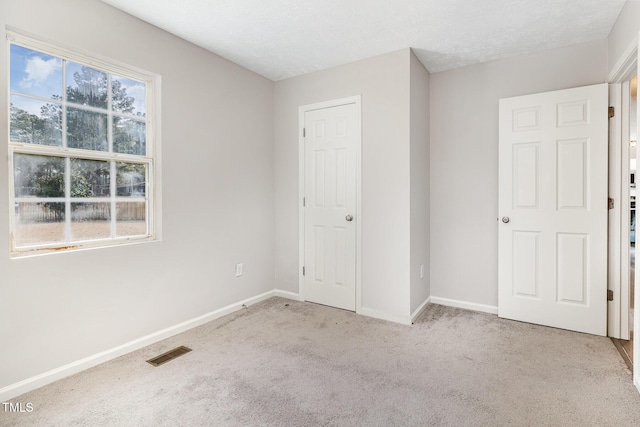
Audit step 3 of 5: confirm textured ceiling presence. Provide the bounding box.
[99,0,626,81]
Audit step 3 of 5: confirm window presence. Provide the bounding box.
[8,33,157,256]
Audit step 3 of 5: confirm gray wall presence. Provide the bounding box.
[409,52,431,314]
[274,49,414,320]
[429,40,608,308]
[0,0,274,390]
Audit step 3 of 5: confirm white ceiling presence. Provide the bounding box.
[100,0,626,81]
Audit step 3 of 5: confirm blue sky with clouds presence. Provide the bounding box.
[10,45,62,100]
[10,44,146,116]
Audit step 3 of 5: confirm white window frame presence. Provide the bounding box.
[7,31,159,257]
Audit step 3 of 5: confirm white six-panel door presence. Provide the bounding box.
[303,101,358,311]
[498,84,608,336]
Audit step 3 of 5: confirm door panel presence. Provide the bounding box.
[512,231,540,298]
[513,143,539,208]
[498,84,608,336]
[304,102,357,311]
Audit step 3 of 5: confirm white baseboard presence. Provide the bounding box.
[0,290,277,402]
[273,289,302,301]
[358,307,412,325]
[430,296,498,315]
[410,297,431,324]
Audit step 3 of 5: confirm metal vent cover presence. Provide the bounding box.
[146,346,192,367]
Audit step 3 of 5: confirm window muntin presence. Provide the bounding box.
[8,36,155,256]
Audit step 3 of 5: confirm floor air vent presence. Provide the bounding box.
[146,346,192,367]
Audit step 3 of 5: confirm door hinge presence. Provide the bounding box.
[608,198,614,210]
[303,128,306,137]
[608,289,614,301]
[609,106,615,118]
[302,266,305,276]
[303,197,306,207]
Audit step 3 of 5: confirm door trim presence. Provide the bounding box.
[608,82,626,340]
[298,95,362,313]
[608,38,638,339]
[608,33,638,83]
[607,31,639,394]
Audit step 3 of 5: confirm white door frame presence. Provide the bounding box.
[298,95,362,312]
[607,32,639,393]
[608,82,625,339]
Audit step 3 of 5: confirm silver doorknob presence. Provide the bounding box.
[346,215,353,222]
[501,217,510,224]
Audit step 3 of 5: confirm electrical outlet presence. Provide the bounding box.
[235,263,243,277]
[420,264,425,279]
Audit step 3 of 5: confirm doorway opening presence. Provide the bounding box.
[613,74,637,370]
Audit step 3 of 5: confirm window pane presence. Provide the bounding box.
[71,202,111,240]
[10,95,62,145]
[9,40,155,254]
[10,45,62,99]
[15,202,65,246]
[112,76,146,116]
[14,154,65,198]
[66,62,108,108]
[116,163,146,197]
[113,116,146,155]
[116,202,146,236]
[67,107,108,151]
[71,159,110,197]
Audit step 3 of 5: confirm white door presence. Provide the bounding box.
[498,83,608,336]
[303,101,358,311]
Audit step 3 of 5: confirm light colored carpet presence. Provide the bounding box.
[2,297,640,426]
